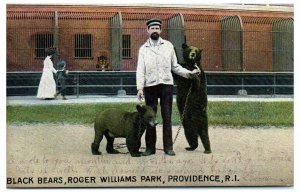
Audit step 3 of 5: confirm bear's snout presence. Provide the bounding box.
[149,120,158,127]
[189,51,196,60]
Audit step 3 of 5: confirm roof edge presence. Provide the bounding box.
[6,3,294,13]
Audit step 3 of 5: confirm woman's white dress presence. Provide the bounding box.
[37,56,57,99]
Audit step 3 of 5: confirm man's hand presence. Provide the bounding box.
[137,89,144,101]
[191,68,200,75]
[188,68,200,79]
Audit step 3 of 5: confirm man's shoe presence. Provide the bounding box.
[142,150,155,156]
[165,150,176,156]
[62,96,68,100]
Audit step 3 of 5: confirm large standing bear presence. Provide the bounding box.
[173,43,212,154]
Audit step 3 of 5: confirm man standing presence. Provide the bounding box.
[136,18,199,156]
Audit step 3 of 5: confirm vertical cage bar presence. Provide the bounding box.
[110,11,122,70]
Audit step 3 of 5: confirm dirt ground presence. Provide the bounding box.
[6,123,293,188]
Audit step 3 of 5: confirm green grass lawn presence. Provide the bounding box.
[6,102,293,127]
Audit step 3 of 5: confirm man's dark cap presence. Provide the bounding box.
[146,18,162,27]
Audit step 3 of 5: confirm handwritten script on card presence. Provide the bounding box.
[7,124,293,187]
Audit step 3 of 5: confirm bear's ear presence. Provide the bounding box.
[182,43,188,49]
[136,104,146,114]
[199,48,203,53]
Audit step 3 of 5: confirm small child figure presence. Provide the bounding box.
[54,60,69,100]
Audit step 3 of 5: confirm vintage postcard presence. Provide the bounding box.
[6,3,294,188]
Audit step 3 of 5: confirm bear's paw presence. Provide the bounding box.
[106,148,120,154]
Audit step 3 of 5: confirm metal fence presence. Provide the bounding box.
[6,9,294,97]
[6,71,293,97]
[7,10,294,72]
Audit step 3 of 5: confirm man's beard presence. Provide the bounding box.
[150,32,159,40]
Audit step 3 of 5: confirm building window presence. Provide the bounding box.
[75,34,92,59]
[34,33,53,58]
[122,35,131,59]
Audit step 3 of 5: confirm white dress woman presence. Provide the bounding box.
[37,54,57,99]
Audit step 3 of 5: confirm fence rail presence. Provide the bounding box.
[6,71,293,97]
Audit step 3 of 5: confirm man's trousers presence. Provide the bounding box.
[144,84,173,152]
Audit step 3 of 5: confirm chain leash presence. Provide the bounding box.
[173,64,200,144]
[172,83,193,145]
[114,114,143,151]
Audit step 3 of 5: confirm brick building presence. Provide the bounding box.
[6,4,293,72]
